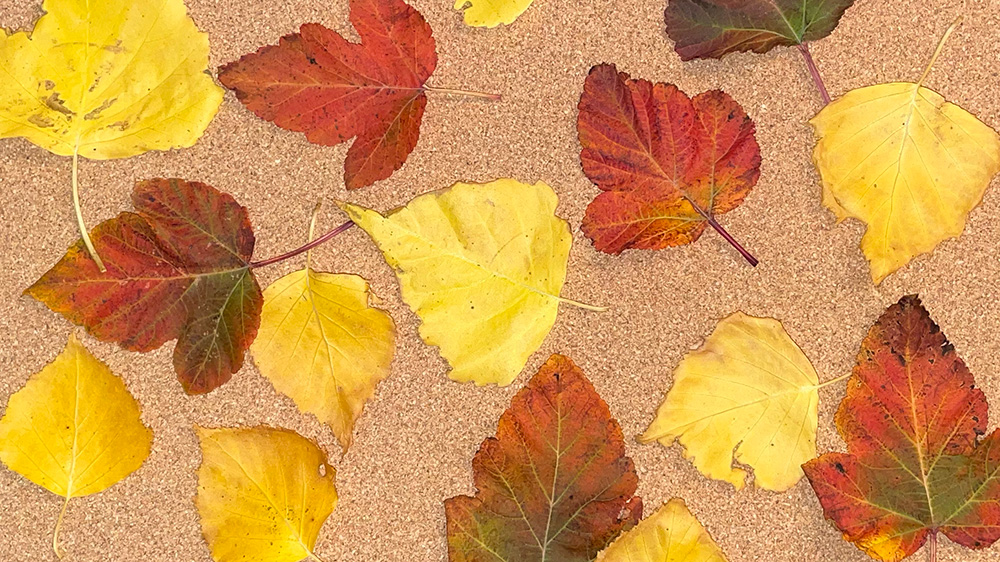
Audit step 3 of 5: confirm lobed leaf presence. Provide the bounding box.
[445,354,642,561]
[597,499,728,562]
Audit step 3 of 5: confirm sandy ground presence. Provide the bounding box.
[2,0,1000,560]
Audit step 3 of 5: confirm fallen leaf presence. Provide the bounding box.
[196,426,337,562]
[0,0,222,158]
[578,64,761,263]
[26,179,263,395]
[340,179,591,386]
[0,0,223,268]
[218,0,437,190]
[0,334,152,557]
[665,0,855,60]
[640,312,820,491]
[597,499,728,562]
[812,29,1000,282]
[251,269,395,451]
[455,0,534,27]
[445,354,642,561]
[803,296,1000,561]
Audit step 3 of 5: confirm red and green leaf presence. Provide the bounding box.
[26,179,262,395]
[665,0,856,60]
[803,296,1000,561]
[578,63,760,263]
[445,354,642,561]
[218,0,437,190]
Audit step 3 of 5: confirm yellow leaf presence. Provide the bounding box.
[454,0,534,27]
[598,499,728,562]
[339,179,586,386]
[812,23,1000,283]
[251,269,395,451]
[195,426,338,562]
[0,0,223,159]
[639,313,820,491]
[0,334,152,557]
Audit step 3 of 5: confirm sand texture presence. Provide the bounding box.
[2,0,1000,560]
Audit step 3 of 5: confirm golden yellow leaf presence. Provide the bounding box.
[339,179,593,386]
[639,313,820,491]
[812,22,1000,283]
[251,269,395,451]
[598,499,728,562]
[0,334,152,557]
[0,0,223,268]
[195,426,338,562]
[454,0,534,27]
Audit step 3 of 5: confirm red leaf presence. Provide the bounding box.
[218,0,437,190]
[445,354,642,561]
[803,296,1000,561]
[26,179,262,394]
[577,63,760,259]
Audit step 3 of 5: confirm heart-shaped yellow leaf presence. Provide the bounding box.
[598,499,728,562]
[454,0,534,27]
[0,334,152,557]
[251,269,395,451]
[640,313,820,491]
[195,426,338,562]
[340,179,589,386]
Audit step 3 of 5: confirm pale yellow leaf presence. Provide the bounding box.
[195,426,338,562]
[0,0,223,159]
[339,179,578,386]
[454,0,534,27]
[598,499,728,562]
[640,313,819,491]
[251,269,395,451]
[812,82,1000,283]
[0,333,152,556]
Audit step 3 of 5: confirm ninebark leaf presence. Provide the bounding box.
[0,334,152,557]
[597,499,728,562]
[803,296,1000,561]
[641,312,820,492]
[218,0,437,190]
[578,64,761,261]
[26,179,263,395]
[195,426,338,562]
[665,0,856,60]
[445,354,642,561]
[339,179,576,387]
[251,269,396,451]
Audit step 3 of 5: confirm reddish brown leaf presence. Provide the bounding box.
[445,354,642,561]
[26,179,262,394]
[803,296,1000,561]
[577,64,760,261]
[665,0,856,61]
[218,0,437,190]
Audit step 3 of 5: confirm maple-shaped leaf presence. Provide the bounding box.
[803,296,1000,561]
[26,179,262,394]
[665,0,856,60]
[578,64,761,263]
[218,0,437,190]
[445,354,642,561]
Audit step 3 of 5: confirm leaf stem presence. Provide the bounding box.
[52,494,70,559]
[815,372,852,389]
[706,216,758,267]
[927,530,937,562]
[917,17,962,89]
[797,43,831,105]
[249,221,354,269]
[557,296,607,312]
[71,150,106,272]
[424,85,502,101]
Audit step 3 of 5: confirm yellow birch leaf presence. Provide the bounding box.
[0,334,152,557]
[639,313,820,492]
[454,0,534,27]
[195,426,338,562]
[598,499,728,562]
[339,179,590,387]
[250,269,395,451]
[812,22,1000,284]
